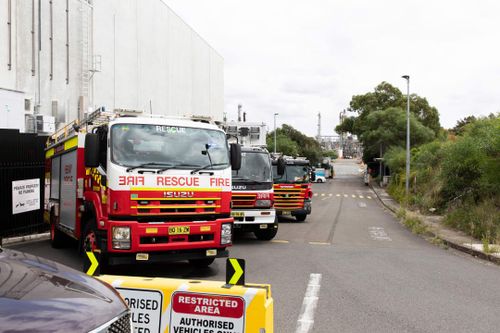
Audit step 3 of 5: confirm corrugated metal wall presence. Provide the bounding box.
[0,0,224,130]
[0,0,91,127]
[0,129,47,239]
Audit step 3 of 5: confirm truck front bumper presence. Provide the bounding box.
[276,200,312,216]
[107,248,229,265]
[101,217,233,255]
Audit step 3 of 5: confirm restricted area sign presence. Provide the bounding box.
[170,291,245,333]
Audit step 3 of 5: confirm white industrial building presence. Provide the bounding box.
[0,0,224,133]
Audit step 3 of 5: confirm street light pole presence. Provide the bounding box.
[274,113,279,154]
[402,75,410,199]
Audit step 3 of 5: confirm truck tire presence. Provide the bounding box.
[50,211,66,249]
[81,219,108,273]
[189,258,215,267]
[254,224,278,241]
[295,213,307,222]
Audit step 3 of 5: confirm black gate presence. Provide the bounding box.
[0,129,48,239]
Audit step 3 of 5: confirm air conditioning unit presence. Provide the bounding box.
[35,115,56,134]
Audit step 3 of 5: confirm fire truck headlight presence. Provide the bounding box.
[112,226,131,249]
[255,199,272,208]
[220,223,232,245]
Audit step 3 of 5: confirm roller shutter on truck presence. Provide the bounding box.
[59,151,78,231]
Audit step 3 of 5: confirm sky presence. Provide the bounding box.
[165,0,500,137]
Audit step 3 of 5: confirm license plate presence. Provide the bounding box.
[231,211,244,217]
[168,226,190,235]
[281,211,291,216]
[259,224,268,229]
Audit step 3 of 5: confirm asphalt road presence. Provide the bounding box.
[9,159,500,332]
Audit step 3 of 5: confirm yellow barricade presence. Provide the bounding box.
[98,275,273,333]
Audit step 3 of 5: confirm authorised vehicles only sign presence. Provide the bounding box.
[170,291,245,333]
[117,288,163,333]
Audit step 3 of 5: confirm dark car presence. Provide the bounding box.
[0,247,131,332]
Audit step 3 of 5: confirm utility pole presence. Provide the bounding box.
[402,75,410,199]
[273,113,279,154]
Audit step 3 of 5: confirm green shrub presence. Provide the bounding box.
[445,199,500,244]
[440,117,500,204]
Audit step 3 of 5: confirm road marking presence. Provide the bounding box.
[359,195,364,199]
[296,273,322,333]
[351,194,356,198]
[369,227,392,241]
[321,193,325,197]
[336,194,341,197]
[329,193,333,197]
[343,194,348,198]
[358,202,367,208]
[309,241,330,246]
[271,239,290,244]
[313,193,318,197]
[367,196,372,199]
[321,196,330,201]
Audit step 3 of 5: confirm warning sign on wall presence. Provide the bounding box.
[12,178,40,214]
[117,287,163,333]
[170,291,245,333]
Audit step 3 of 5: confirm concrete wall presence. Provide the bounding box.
[0,0,224,132]
[92,0,223,120]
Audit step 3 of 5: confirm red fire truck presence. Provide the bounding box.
[222,122,284,240]
[272,156,313,222]
[44,107,241,267]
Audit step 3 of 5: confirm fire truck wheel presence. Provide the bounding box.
[50,212,66,249]
[254,225,278,241]
[82,221,99,253]
[295,213,307,222]
[81,221,108,272]
[189,258,215,267]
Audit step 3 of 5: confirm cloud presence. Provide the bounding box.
[166,0,500,135]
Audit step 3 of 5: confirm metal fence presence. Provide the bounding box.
[0,129,48,239]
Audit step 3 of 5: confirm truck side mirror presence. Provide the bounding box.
[230,143,241,170]
[277,157,286,176]
[85,133,100,167]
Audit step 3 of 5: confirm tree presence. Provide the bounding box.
[450,115,477,136]
[267,124,323,164]
[266,133,299,156]
[335,116,356,135]
[343,82,441,137]
[360,107,435,162]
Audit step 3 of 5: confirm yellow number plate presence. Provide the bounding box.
[168,226,190,235]
[231,211,244,217]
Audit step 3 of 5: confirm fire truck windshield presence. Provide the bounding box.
[111,124,230,169]
[232,151,272,183]
[272,164,310,183]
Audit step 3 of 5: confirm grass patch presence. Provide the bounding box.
[445,199,500,245]
[430,236,447,249]
[482,238,500,254]
[404,214,428,235]
[396,207,407,219]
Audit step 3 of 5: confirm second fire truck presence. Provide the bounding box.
[223,122,284,240]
